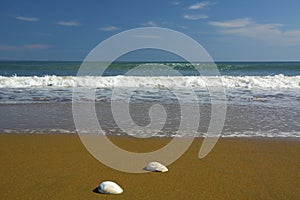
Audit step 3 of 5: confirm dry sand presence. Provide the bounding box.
[0,134,299,199]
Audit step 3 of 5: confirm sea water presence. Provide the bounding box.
[0,61,299,137]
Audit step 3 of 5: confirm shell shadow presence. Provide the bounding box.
[92,187,99,194]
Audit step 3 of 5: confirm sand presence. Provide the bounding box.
[0,134,299,199]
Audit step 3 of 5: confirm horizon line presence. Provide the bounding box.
[1,59,300,63]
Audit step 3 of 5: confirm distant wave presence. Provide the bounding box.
[0,74,300,89]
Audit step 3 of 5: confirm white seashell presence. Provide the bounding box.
[145,161,168,172]
[98,181,123,194]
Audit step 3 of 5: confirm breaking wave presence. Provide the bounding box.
[0,74,300,89]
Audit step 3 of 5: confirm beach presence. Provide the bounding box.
[1,134,299,199]
[1,62,300,199]
[2,0,300,199]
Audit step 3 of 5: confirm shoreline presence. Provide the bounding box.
[2,102,300,138]
[1,134,299,199]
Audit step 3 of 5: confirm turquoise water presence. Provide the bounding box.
[0,61,300,76]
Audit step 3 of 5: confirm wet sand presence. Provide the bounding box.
[0,134,299,199]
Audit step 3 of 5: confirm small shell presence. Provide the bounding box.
[98,181,123,194]
[145,161,168,172]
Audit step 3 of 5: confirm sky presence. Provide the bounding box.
[0,0,300,61]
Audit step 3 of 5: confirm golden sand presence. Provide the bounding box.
[0,134,299,199]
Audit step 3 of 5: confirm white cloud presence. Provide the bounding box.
[222,23,282,37]
[23,44,49,50]
[56,21,80,26]
[179,25,188,29]
[209,18,300,45]
[0,44,50,51]
[100,26,120,31]
[183,14,208,20]
[0,45,19,51]
[188,1,213,10]
[142,21,158,27]
[284,30,300,36]
[209,18,251,28]
[171,1,180,5]
[16,16,40,22]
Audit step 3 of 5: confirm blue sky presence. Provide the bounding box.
[0,0,300,61]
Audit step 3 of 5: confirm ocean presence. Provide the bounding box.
[0,61,299,137]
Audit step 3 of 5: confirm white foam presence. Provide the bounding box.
[0,74,299,89]
[2,128,300,137]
